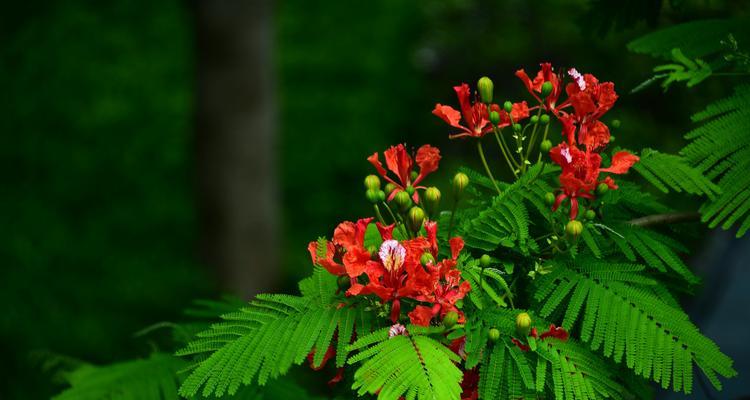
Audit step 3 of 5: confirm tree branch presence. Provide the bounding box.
[628,211,701,227]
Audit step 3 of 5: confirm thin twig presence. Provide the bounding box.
[628,211,701,227]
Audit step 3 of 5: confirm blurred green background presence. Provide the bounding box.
[1,0,747,398]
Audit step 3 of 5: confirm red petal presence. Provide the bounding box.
[414,145,441,185]
[408,305,435,327]
[449,237,464,260]
[384,144,413,185]
[432,104,463,128]
[377,222,395,241]
[600,151,639,174]
[579,120,610,151]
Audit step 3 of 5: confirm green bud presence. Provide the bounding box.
[488,328,501,342]
[443,311,459,328]
[609,135,616,143]
[453,172,470,196]
[364,174,380,190]
[406,185,416,196]
[425,187,441,214]
[515,312,532,337]
[596,183,609,195]
[480,254,491,267]
[544,192,556,206]
[394,190,412,210]
[541,81,553,98]
[503,101,513,113]
[337,275,350,290]
[408,206,426,231]
[384,182,397,195]
[455,299,464,309]
[378,190,386,202]
[540,114,550,125]
[489,110,501,126]
[513,123,522,132]
[585,209,596,220]
[566,220,584,237]
[540,140,552,153]
[611,119,621,128]
[477,76,494,104]
[530,115,539,124]
[366,189,380,204]
[420,252,435,266]
[410,170,419,182]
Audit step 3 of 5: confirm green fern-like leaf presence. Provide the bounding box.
[533,264,735,393]
[461,163,554,253]
[347,327,463,400]
[633,149,718,197]
[177,268,375,398]
[52,353,185,400]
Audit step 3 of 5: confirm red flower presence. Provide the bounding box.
[432,83,492,139]
[515,62,562,111]
[557,68,618,151]
[307,218,375,293]
[368,144,441,203]
[549,143,638,219]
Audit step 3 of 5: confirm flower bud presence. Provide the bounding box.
[503,101,513,113]
[585,209,596,220]
[408,206,426,231]
[480,254,491,267]
[420,252,435,266]
[425,187,441,213]
[394,190,412,210]
[384,183,397,195]
[443,311,459,328]
[530,115,539,124]
[544,192,555,206]
[541,81,553,98]
[596,183,609,195]
[477,76,494,104]
[366,189,380,204]
[337,275,350,290]
[364,174,380,191]
[609,135,616,143]
[515,312,532,337]
[489,110,501,126]
[453,172,470,196]
[410,170,419,182]
[540,114,550,125]
[406,185,416,196]
[566,220,584,237]
[488,328,501,342]
[513,123,522,132]
[611,119,621,128]
[540,140,552,153]
[378,190,386,202]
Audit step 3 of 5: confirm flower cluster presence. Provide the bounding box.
[309,145,470,327]
[309,218,470,326]
[531,65,639,219]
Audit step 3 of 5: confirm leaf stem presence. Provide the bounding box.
[477,139,501,195]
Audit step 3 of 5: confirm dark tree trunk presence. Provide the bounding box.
[192,0,278,298]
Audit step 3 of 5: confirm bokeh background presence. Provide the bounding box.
[1,1,748,398]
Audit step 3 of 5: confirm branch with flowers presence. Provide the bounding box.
[53,63,737,400]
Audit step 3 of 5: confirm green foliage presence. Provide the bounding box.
[461,163,555,253]
[533,261,736,393]
[685,84,750,236]
[52,354,185,400]
[176,268,379,397]
[628,19,748,59]
[347,327,463,400]
[633,149,719,196]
